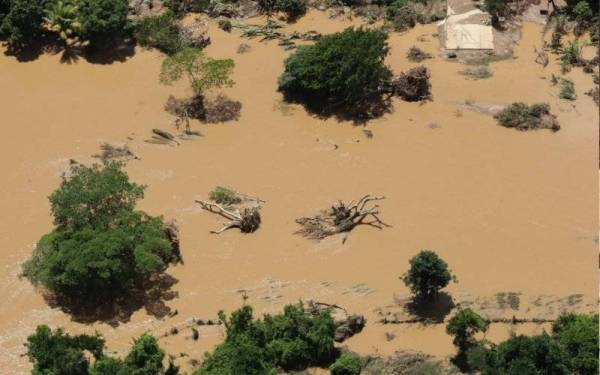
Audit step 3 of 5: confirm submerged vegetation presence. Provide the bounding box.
[21,162,178,304]
[402,250,454,301]
[494,102,560,131]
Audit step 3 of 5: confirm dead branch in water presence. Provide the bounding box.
[295,195,389,242]
[195,200,261,234]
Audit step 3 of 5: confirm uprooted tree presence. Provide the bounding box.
[295,195,389,241]
[195,187,263,234]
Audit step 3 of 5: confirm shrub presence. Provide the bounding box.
[25,325,105,375]
[276,0,307,19]
[385,0,418,31]
[209,186,242,205]
[484,0,507,23]
[44,0,81,42]
[446,309,488,352]
[218,19,232,32]
[160,47,235,94]
[330,353,362,375]
[401,250,453,300]
[78,0,129,46]
[278,27,392,115]
[573,0,594,22]
[0,0,45,51]
[21,162,176,302]
[406,46,432,62]
[559,78,576,100]
[203,94,242,123]
[195,303,336,374]
[552,313,599,375]
[494,102,560,131]
[135,12,189,55]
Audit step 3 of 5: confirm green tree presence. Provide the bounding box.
[196,303,336,374]
[481,334,570,374]
[134,11,188,55]
[0,0,45,51]
[401,250,454,300]
[552,313,599,375]
[44,0,81,42]
[160,47,235,94]
[123,334,166,375]
[25,325,105,375]
[446,309,488,352]
[78,0,129,46]
[276,0,307,19]
[22,162,175,302]
[278,27,392,115]
[330,353,362,375]
[483,0,506,24]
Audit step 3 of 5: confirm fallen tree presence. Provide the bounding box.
[295,195,389,241]
[195,189,263,234]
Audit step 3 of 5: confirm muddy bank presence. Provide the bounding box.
[0,12,597,373]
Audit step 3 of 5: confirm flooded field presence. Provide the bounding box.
[0,11,597,373]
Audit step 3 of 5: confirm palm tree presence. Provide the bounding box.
[44,0,81,42]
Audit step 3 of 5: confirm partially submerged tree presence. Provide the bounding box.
[494,102,560,131]
[135,11,190,55]
[295,195,389,242]
[0,0,45,51]
[22,162,178,304]
[278,27,392,117]
[402,250,454,301]
[446,309,489,353]
[78,0,129,47]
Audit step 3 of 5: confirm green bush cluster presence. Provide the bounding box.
[22,162,176,303]
[0,0,129,51]
[385,0,417,31]
[209,186,242,205]
[494,102,559,131]
[195,303,336,374]
[26,325,174,375]
[329,353,362,375]
[471,314,598,375]
[258,0,306,19]
[135,11,190,55]
[278,27,392,115]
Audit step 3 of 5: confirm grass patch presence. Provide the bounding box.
[460,65,492,80]
[559,78,576,100]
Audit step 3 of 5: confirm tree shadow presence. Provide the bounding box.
[44,273,179,327]
[402,292,455,324]
[82,39,136,65]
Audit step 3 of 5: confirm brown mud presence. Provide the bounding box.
[0,11,597,373]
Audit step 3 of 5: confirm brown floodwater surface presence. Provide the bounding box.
[0,12,597,373]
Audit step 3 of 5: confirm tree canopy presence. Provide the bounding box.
[0,0,45,51]
[22,162,176,303]
[446,308,489,351]
[401,250,454,300]
[277,27,392,116]
[78,0,129,46]
[195,303,336,374]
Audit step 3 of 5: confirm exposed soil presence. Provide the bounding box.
[0,11,597,374]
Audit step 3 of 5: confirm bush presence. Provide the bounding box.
[385,0,418,31]
[552,313,599,375]
[330,353,362,375]
[135,12,189,55]
[483,0,507,23]
[21,162,176,302]
[559,78,576,100]
[494,102,560,131]
[276,0,307,19]
[218,19,232,32]
[401,250,453,300]
[26,325,170,375]
[406,46,432,62]
[78,0,129,46]
[0,0,45,51]
[278,27,392,115]
[195,303,336,374]
[446,309,488,352]
[209,186,242,205]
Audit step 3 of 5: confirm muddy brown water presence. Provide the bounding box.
[0,12,597,373]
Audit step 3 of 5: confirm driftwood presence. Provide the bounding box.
[195,200,261,234]
[151,128,180,145]
[390,66,431,101]
[295,195,389,242]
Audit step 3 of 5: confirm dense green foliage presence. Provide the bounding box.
[494,102,559,131]
[278,27,392,115]
[0,0,45,51]
[275,0,307,19]
[470,313,598,375]
[195,303,336,374]
[483,0,507,21]
[329,353,362,375]
[45,0,81,42]
[401,250,453,300]
[22,162,175,302]
[135,11,188,55]
[78,0,129,46]
[26,325,171,375]
[446,309,488,352]
[552,313,599,375]
[160,47,235,94]
[385,0,417,31]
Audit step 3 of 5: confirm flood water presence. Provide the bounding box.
[0,11,597,373]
